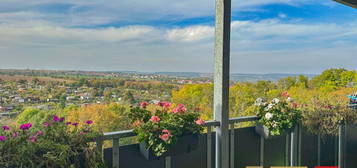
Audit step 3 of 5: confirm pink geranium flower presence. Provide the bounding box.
[59,117,65,122]
[150,116,160,123]
[2,125,10,131]
[20,123,32,130]
[172,104,187,113]
[159,134,170,141]
[163,102,172,108]
[195,119,205,125]
[140,102,149,108]
[0,136,6,141]
[162,129,171,136]
[157,101,171,108]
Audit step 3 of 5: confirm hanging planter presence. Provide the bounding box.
[127,102,205,160]
[139,134,199,160]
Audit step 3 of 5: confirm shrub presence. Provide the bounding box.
[0,115,105,168]
[301,93,357,136]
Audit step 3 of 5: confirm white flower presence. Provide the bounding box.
[272,98,280,104]
[265,112,273,120]
[272,121,278,128]
[287,97,293,102]
[255,98,263,106]
[264,103,274,111]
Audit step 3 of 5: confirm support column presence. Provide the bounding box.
[214,0,231,168]
[290,125,299,166]
[338,123,346,168]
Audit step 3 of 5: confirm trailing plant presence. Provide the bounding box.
[255,92,302,136]
[127,102,205,157]
[0,115,105,168]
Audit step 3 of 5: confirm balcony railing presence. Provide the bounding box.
[93,116,356,168]
[94,116,258,168]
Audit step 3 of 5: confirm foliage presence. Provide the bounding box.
[255,93,302,136]
[172,84,213,120]
[301,89,357,136]
[311,68,356,89]
[127,102,205,157]
[66,103,131,132]
[0,116,105,168]
[16,105,75,126]
[171,69,357,124]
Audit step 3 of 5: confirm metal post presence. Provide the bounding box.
[165,156,172,168]
[298,125,302,166]
[214,0,231,168]
[285,135,289,166]
[112,138,120,168]
[207,126,212,168]
[96,136,104,160]
[260,136,264,166]
[317,133,321,166]
[290,126,298,166]
[229,124,235,168]
[338,123,346,168]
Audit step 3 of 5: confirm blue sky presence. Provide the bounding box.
[0,0,356,74]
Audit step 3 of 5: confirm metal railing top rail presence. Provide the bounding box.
[98,116,259,141]
[229,116,260,124]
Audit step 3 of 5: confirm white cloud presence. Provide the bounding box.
[0,17,356,73]
[166,26,214,42]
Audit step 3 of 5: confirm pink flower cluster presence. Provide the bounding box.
[159,129,171,141]
[150,116,160,123]
[157,101,172,108]
[140,101,173,109]
[195,119,205,125]
[140,102,149,108]
[172,104,187,113]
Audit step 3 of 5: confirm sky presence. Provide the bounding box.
[0,0,356,74]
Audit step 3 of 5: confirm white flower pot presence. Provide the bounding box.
[255,123,269,139]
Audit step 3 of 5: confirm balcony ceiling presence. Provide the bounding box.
[335,0,357,8]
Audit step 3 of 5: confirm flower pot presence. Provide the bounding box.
[139,134,199,160]
[255,123,269,139]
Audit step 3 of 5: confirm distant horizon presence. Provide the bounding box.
[0,68,323,75]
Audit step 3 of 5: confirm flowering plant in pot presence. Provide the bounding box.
[255,92,302,138]
[127,102,205,160]
[0,115,105,168]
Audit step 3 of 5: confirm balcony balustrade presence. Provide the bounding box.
[92,116,357,168]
